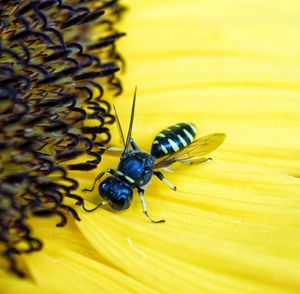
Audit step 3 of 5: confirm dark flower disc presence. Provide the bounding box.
[0,0,126,276]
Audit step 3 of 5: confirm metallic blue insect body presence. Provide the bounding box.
[81,88,225,223]
[99,149,156,213]
[118,151,155,187]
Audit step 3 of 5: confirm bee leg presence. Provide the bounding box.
[130,138,141,151]
[81,168,116,212]
[182,157,213,165]
[98,146,124,152]
[153,171,176,191]
[137,187,165,224]
[81,200,109,212]
[82,168,116,192]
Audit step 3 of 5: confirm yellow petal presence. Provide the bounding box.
[76,161,300,293]
[4,1,300,293]
[74,1,300,292]
[22,218,154,293]
[117,0,300,176]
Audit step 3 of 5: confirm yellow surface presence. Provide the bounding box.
[2,0,300,293]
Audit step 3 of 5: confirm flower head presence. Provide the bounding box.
[0,0,125,276]
[2,0,300,293]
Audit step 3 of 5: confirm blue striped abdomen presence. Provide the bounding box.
[150,123,197,158]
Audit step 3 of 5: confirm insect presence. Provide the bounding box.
[81,88,225,223]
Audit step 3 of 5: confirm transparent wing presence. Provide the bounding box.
[153,133,226,169]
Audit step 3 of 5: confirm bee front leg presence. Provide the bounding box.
[82,168,116,192]
[80,168,117,212]
[137,187,165,224]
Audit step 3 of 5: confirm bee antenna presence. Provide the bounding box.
[113,104,126,147]
[123,86,137,154]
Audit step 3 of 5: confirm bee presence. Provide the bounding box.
[81,88,225,223]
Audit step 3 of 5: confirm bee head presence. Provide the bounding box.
[99,176,133,210]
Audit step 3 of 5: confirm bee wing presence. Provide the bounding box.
[153,133,226,169]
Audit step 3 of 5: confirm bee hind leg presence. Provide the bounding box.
[153,171,176,191]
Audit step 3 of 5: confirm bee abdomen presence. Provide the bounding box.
[150,123,197,158]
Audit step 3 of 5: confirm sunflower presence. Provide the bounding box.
[0,0,125,280]
[2,0,300,293]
